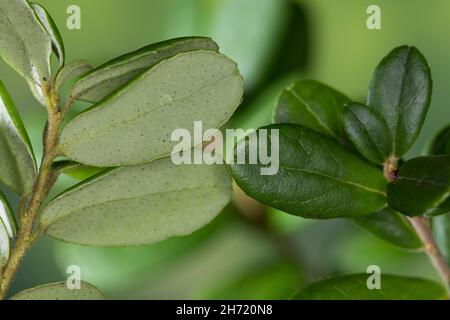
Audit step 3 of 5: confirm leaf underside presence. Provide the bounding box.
[41,157,232,246]
[10,281,105,300]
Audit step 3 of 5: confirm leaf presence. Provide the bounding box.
[229,124,387,219]
[274,79,351,144]
[0,219,9,268]
[343,102,393,164]
[433,213,450,264]
[0,81,37,194]
[0,190,17,238]
[53,160,104,181]
[0,0,52,85]
[429,125,450,155]
[353,207,422,249]
[71,37,219,103]
[387,155,450,216]
[41,157,231,246]
[54,60,94,92]
[31,2,64,68]
[59,50,243,167]
[293,274,446,300]
[10,281,105,300]
[367,46,432,157]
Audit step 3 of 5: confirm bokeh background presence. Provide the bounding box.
[1,0,449,299]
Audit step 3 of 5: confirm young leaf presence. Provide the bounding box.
[229,124,387,219]
[353,207,422,249]
[0,81,37,194]
[274,79,351,144]
[429,125,450,155]
[54,60,94,92]
[59,51,243,167]
[41,158,231,246]
[343,102,393,164]
[53,160,104,181]
[368,46,432,157]
[293,274,446,300]
[0,219,9,268]
[387,155,450,216]
[0,0,52,85]
[433,213,450,264]
[0,190,17,238]
[31,2,65,68]
[10,281,105,300]
[71,37,219,103]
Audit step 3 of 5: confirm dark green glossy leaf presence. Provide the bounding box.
[293,274,446,300]
[10,281,105,300]
[71,37,219,103]
[0,190,17,238]
[0,81,37,194]
[433,212,450,265]
[41,158,231,246]
[353,207,422,249]
[429,125,450,155]
[229,124,387,219]
[59,50,243,167]
[31,2,64,68]
[387,155,450,216]
[274,79,351,144]
[54,60,94,92]
[343,102,392,164]
[368,46,432,157]
[0,0,51,85]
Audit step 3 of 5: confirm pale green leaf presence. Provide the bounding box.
[434,213,450,264]
[54,60,94,92]
[0,0,52,85]
[41,158,231,246]
[59,50,243,167]
[71,37,219,103]
[10,281,105,300]
[0,190,17,238]
[0,81,36,194]
[0,219,9,268]
[31,2,64,67]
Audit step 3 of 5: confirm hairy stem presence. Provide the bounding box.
[409,216,450,291]
[0,85,61,299]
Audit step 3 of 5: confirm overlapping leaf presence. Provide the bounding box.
[353,207,422,249]
[59,50,243,167]
[0,82,36,194]
[367,46,432,158]
[31,2,64,67]
[0,219,9,268]
[229,124,387,219]
[0,0,52,86]
[343,102,392,164]
[41,158,231,246]
[10,281,104,300]
[387,155,450,216]
[70,37,219,103]
[54,60,93,91]
[274,79,351,144]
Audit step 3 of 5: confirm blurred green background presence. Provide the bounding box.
[1,0,449,299]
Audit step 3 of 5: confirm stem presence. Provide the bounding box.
[0,85,62,299]
[409,216,450,291]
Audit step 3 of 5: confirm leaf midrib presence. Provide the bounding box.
[43,184,230,227]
